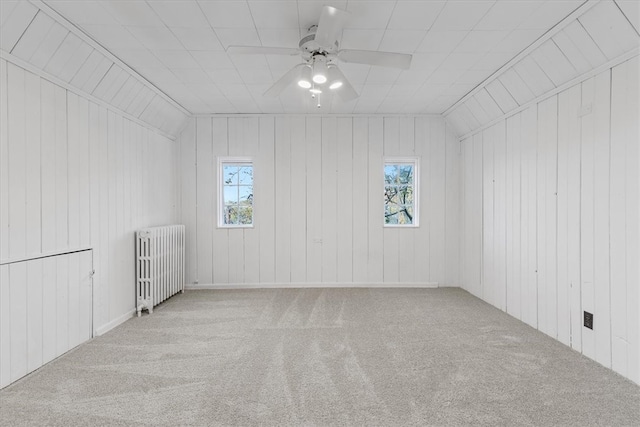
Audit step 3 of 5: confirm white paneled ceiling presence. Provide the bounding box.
[34,0,598,114]
[445,0,640,137]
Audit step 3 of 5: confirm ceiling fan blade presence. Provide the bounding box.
[314,6,349,51]
[338,49,412,69]
[227,46,300,56]
[264,63,306,97]
[330,67,358,102]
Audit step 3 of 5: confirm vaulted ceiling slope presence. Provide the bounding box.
[445,0,640,138]
[12,0,596,115]
[0,0,189,138]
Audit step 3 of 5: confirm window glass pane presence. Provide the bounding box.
[220,160,254,227]
[385,186,399,205]
[384,160,417,227]
[238,166,253,184]
[238,207,253,224]
[224,205,238,225]
[384,164,397,184]
[223,185,237,205]
[398,185,412,205]
[223,165,239,185]
[398,164,413,184]
[398,208,412,224]
[385,204,399,224]
[239,185,253,205]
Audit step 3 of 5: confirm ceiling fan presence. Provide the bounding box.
[227,6,412,106]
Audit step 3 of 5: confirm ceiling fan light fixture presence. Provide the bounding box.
[312,58,328,84]
[327,65,343,89]
[309,88,322,94]
[297,65,312,89]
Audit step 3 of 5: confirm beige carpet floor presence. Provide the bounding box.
[1,287,639,426]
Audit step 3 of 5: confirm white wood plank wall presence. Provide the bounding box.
[459,56,640,385]
[179,116,460,287]
[0,250,92,389]
[0,59,180,338]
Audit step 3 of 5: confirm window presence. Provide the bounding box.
[384,158,419,227]
[218,157,253,227]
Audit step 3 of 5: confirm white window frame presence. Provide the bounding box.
[217,156,254,228]
[383,157,419,228]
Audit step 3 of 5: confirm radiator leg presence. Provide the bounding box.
[137,305,142,318]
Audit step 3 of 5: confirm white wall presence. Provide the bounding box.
[460,56,639,385]
[0,59,180,335]
[179,115,460,287]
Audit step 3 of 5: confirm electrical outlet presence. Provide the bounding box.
[584,311,593,330]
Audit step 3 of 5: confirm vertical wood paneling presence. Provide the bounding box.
[88,102,101,334]
[9,262,27,382]
[397,118,414,284]
[383,117,400,283]
[290,117,307,283]
[211,117,229,284]
[242,118,260,284]
[41,257,56,364]
[521,105,538,328]
[180,120,197,284]
[557,85,581,347]
[1,60,182,360]
[538,96,558,338]
[258,117,275,283]
[67,252,80,348]
[580,77,596,359]
[414,118,430,283]
[54,85,68,249]
[337,118,354,283]
[0,60,8,261]
[610,57,640,382]
[457,62,640,385]
[623,57,639,385]
[77,98,90,248]
[352,118,368,283]
[470,132,483,297]
[0,265,9,388]
[506,114,521,319]
[493,121,507,311]
[184,115,458,288]
[196,117,213,284]
[482,126,495,303]
[461,138,472,292]
[321,117,338,283]
[40,80,56,253]
[25,72,41,255]
[67,93,80,248]
[275,117,292,283]
[367,118,384,283]
[3,252,93,388]
[227,119,244,284]
[592,70,612,367]
[305,117,321,283]
[445,124,460,287]
[429,119,446,285]
[8,63,27,260]
[26,258,43,373]
[96,107,109,328]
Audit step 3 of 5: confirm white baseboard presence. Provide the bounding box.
[186,282,439,290]
[94,309,136,336]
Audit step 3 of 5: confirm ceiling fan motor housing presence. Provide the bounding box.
[299,25,339,54]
